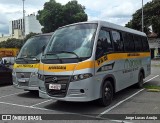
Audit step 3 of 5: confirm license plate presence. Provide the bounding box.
[18,79,26,83]
[49,84,61,90]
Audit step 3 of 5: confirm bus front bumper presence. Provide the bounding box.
[13,83,39,90]
[39,77,101,102]
[12,73,39,91]
[39,89,94,102]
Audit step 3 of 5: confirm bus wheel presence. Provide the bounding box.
[136,72,144,88]
[98,81,113,107]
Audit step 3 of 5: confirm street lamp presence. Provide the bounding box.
[22,0,25,38]
[142,0,144,32]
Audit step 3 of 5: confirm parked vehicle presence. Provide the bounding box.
[0,48,19,85]
[38,21,151,106]
[12,33,53,92]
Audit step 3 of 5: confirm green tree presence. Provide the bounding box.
[62,1,87,25]
[0,32,38,49]
[37,0,88,33]
[125,0,160,37]
[0,38,22,48]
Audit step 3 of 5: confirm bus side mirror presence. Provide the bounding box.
[42,45,46,52]
[3,59,7,65]
[3,59,10,67]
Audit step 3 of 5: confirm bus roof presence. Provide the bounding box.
[59,21,146,37]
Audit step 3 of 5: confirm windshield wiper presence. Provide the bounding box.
[26,56,40,61]
[16,56,40,62]
[56,51,80,59]
[45,51,81,62]
[45,52,62,63]
[16,57,28,63]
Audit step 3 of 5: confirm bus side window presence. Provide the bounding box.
[142,37,150,52]
[96,29,113,59]
[123,33,135,52]
[134,35,143,52]
[111,31,124,52]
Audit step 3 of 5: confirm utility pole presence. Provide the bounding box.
[22,0,25,39]
[142,0,144,32]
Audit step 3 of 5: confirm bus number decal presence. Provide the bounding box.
[97,55,108,66]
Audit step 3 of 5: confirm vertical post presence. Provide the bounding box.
[142,0,144,32]
[22,0,25,40]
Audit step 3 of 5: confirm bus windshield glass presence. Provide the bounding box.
[44,23,97,59]
[17,35,51,60]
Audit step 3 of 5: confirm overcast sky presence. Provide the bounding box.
[0,0,152,35]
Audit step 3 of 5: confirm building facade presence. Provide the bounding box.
[25,14,42,35]
[9,14,42,36]
[0,29,23,42]
[9,19,24,36]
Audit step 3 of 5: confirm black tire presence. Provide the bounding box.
[136,72,144,88]
[98,81,113,107]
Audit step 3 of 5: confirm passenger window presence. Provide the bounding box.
[111,31,124,51]
[123,33,135,52]
[142,37,150,51]
[134,35,143,52]
[96,29,113,59]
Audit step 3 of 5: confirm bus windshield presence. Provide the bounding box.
[17,35,51,60]
[44,23,97,59]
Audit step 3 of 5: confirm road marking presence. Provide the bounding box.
[0,101,109,120]
[110,120,133,123]
[98,89,144,117]
[0,101,58,112]
[95,116,133,123]
[0,91,25,99]
[144,75,159,83]
[0,75,158,122]
[31,99,53,107]
[0,101,88,116]
[98,75,159,117]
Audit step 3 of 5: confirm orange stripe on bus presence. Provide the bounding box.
[39,52,150,72]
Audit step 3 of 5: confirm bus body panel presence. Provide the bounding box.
[38,21,151,103]
[39,53,150,101]
[13,33,52,91]
[94,52,151,92]
[13,64,39,90]
[38,59,102,101]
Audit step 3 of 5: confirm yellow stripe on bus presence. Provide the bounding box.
[95,52,151,67]
[39,52,150,72]
[14,63,39,69]
[39,63,77,72]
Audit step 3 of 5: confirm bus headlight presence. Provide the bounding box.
[71,73,93,82]
[38,73,44,81]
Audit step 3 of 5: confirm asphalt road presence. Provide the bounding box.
[0,60,160,123]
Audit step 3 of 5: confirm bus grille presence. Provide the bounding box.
[44,75,70,97]
[16,72,31,78]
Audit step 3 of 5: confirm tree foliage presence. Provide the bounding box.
[125,0,160,37]
[0,32,37,49]
[37,0,88,33]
